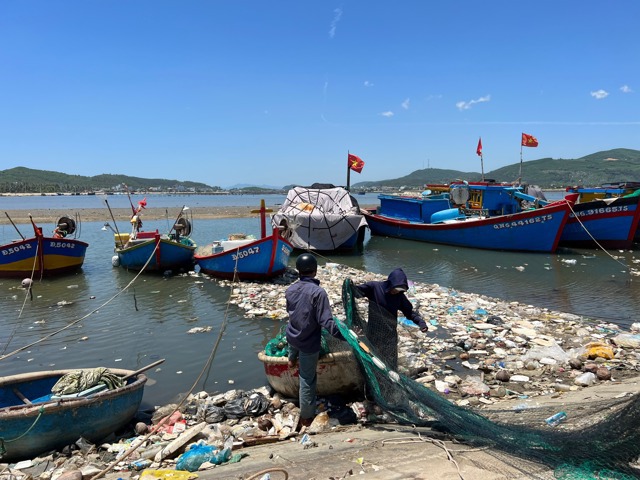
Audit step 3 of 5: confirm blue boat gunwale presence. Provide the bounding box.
[367,201,569,230]
[0,368,147,413]
[194,231,280,261]
[116,236,197,254]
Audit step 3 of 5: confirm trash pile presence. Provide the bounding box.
[6,262,640,478]
[4,385,370,479]
[221,262,640,409]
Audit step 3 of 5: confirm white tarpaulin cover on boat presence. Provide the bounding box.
[271,185,368,251]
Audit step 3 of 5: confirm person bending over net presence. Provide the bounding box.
[355,268,428,370]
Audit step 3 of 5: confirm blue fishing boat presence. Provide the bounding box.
[115,230,196,272]
[195,200,293,280]
[565,183,640,245]
[365,192,571,252]
[108,200,196,272]
[445,181,640,249]
[0,215,88,278]
[0,366,150,462]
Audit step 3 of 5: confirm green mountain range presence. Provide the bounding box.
[352,148,640,189]
[0,167,220,194]
[1,148,639,193]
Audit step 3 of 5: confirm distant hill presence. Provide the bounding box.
[0,167,220,193]
[2,148,639,193]
[353,148,640,189]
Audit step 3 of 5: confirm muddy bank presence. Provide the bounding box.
[3,206,279,224]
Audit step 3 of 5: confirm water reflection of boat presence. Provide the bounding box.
[0,214,88,278]
[271,184,368,252]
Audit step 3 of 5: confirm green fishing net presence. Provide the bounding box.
[335,277,640,479]
[264,325,333,357]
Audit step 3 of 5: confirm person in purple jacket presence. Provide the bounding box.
[356,268,428,370]
[285,253,344,428]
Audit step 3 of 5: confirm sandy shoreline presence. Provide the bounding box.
[3,204,378,224]
[2,206,281,224]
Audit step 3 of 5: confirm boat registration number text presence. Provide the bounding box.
[571,205,630,218]
[232,246,260,261]
[49,241,76,249]
[1,244,33,256]
[493,214,553,229]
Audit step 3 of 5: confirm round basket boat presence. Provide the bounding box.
[257,350,365,399]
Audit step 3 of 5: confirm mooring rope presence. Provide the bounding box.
[90,245,240,479]
[0,242,158,362]
[565,200,638,274]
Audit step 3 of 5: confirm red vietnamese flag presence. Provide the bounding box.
[476,137,482,156]
[348,153,365,173]
[521,133,539,147]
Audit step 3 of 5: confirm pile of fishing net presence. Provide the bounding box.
[263,325,339,357]
[335,277,640,480]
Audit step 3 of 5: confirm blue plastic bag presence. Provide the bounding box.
[176,441,232,472]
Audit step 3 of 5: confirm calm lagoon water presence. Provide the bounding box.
[1,194,638,409]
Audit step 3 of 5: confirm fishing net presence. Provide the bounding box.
[264,325,338,358]
[336,277,640,479]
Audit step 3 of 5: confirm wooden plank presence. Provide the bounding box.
[12,388,32,405]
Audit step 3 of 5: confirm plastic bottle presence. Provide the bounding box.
[130,459,152,471]
[545,411,567,426]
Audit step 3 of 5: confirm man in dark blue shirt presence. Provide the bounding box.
[286,253,344,428]
[356,268,428,370]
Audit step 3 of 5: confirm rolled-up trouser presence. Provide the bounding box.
[297,349,320,420]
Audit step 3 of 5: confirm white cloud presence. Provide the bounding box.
[401,98,410,110]
[380,111,394,117]
[621,85,634,93]
[590,89,609,100]
[456,95,491,111]
[329,8,343,39]
[364,80,374,87]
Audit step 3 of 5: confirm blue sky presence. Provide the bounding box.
[1,1,639,189]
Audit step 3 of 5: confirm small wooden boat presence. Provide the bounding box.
[195,200,294,280]
[257,351,364,398]
[271,184,368,252]
[0,214,88,278]
[0,367,148,462]
[365,193,571,253]
[108,201,196,273]
[194,231,292,280]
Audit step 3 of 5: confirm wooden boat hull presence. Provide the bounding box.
[258,351,364,398]
[365,202,570,253]
[559,195,640,249]
[0,368,146,462]
[0,236,88,278]
[195,231,293,280]
[116,236,196,272]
